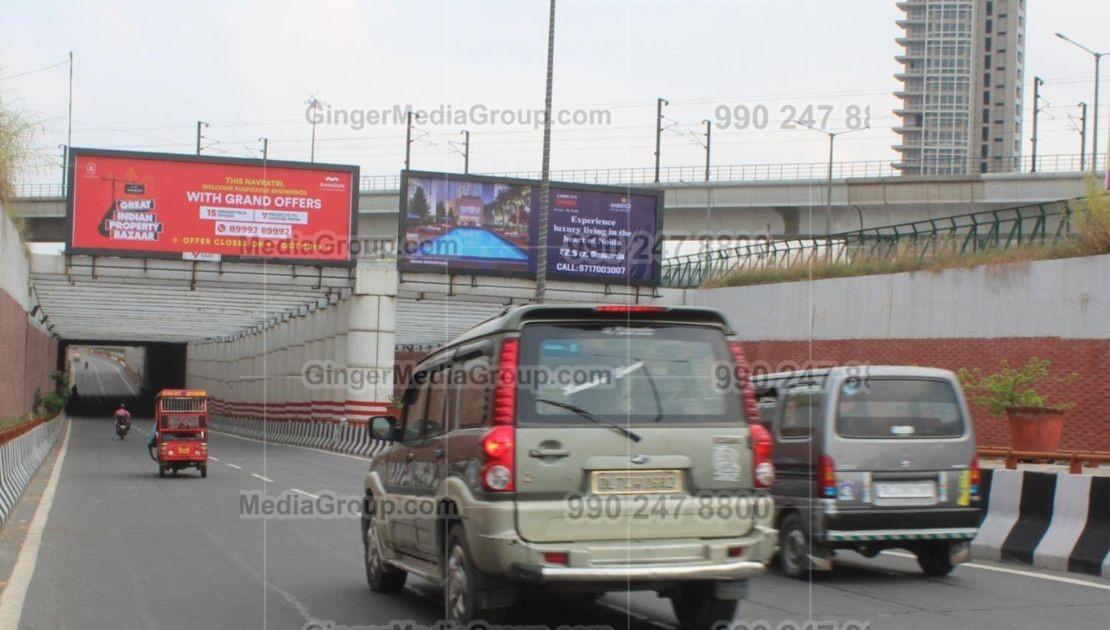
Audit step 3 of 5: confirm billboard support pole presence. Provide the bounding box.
[703,119,711,181]
[536,0,556,303]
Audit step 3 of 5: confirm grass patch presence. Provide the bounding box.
[0,415,35,431]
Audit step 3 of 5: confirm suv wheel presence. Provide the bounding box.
[670,582,739,630]
[445,524,507,625]
[915,542,955,577]
[778,513,812,580]
[364,505,407,593]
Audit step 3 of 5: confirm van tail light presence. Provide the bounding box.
[818,455,837,498]
[729,341,774,487]
[483,339,519,492]
[750,423,775,488]
[969,455,981,496]
[480,425,515,492]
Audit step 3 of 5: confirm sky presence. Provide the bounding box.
[2,0,1109,185]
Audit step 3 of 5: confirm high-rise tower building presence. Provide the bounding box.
[893,0,1026,174]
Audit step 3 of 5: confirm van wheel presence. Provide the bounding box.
[670,582,739,630]
[158,465,167,478]
[364,509,406,593]
[446,524,508,625]
[199,464,208,478]
[779,513,812,579]
[915,542,955,577]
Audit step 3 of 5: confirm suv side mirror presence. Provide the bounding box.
[369,416,398,442]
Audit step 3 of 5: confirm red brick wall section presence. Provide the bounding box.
[0,288,58,419]
[741,337,1110,452]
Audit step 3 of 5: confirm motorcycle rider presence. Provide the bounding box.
[113,403,131,432]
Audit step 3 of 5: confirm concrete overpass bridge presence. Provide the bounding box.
[11,155,1102,243]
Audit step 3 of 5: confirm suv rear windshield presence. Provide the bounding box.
[517,323,740,424]
[836,378,965,439]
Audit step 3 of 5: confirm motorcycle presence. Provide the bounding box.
[116,417,131,439]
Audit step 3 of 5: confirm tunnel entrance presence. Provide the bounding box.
[59,341,187,418]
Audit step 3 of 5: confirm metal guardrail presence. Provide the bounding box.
[14,153,1105,198]
[660,199,1076,289]
[979,446,1110,474]
[0,415,65,527]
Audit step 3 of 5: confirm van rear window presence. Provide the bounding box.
[836,378,965,439]
[517,323,740,424]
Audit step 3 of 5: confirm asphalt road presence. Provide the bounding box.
[9,417,1110,630]
[71,353,140,398]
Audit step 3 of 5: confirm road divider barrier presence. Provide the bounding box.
[972,469,1109,578]
[0,415,65,528]
[208,399,395,460]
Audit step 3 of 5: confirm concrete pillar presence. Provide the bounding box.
[345,260,397,425]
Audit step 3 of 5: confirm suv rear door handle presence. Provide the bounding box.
[529,448,569,458]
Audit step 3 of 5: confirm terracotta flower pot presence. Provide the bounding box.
[1006,406,1064,452]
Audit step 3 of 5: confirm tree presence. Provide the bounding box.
[409,186,431,221]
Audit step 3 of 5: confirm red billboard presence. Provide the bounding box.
[67,149,358,265]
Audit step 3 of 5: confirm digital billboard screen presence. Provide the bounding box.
[398,171,662,285]
[67,148,359,265]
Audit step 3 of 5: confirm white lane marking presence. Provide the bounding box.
[208,456,219,462]
[251,473,274,483]
[210,429,369,461]
[0,421,72,627]
[882,551,1110,591]
[104,359,138,395]
[224,463,242,470]
[290,488,319,499]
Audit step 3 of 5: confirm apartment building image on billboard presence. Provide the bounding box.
[893,0,1026,174]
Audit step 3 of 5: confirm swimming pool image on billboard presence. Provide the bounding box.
[417,226,529,261]
[402,175,533,275]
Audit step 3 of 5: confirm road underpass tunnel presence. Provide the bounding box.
[60,342,186,417]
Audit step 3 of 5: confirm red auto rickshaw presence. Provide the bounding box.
[150,389,209,478]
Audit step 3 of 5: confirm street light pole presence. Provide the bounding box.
[1056,33,1106,171]
[404,110,414,170]
[536,0,556,303]
[653,97,668,183]
[305,95,322,162]
[462,129,470,174]
[1079,102,1088,171]
[1031,77,1044,172]
[800,123,866,234]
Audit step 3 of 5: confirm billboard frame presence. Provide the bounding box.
[65,147,361,268]
[397,169,664,286]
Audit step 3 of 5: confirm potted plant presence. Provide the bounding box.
[958,358,1076,452]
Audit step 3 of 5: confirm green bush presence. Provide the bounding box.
[958,358,1076,417]
[42,392,65,415]
[32,387,44,415]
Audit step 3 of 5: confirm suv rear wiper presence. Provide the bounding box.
[535,398,642,442]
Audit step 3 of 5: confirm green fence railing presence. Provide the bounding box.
[660,199,1076,289]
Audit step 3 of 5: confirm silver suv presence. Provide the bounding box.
[363,304,776,629]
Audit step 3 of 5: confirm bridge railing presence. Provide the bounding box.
[660,199,1077,289]
[14,153,1105,198]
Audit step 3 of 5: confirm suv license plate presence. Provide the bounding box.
[875,481,935,499]
[590,469,683,494]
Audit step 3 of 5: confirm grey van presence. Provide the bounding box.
[752,366,982,578]
[363,304,776,629]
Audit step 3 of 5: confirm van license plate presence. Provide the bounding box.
[875,481,935,499]
[591,470,683,494]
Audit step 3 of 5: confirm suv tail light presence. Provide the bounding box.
[593,305,668,314]
[818,455,837,498]
[969,455,981,496]
[729,341,774,487]
[483,339,518,492]
[480,426,514,492]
